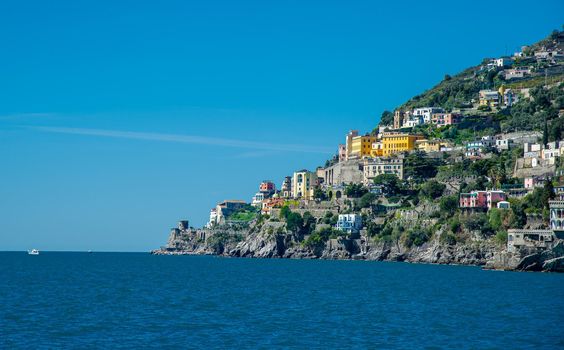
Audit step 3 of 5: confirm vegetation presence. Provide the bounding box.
[344,183,368,198]
[303,227,346,249]
[228,205,258,222]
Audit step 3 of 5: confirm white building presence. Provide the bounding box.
[495,138,514,151]
[336,214,363,234]
[251,192,266,208]
[412,107,445,124]
[507,229,555,253]
[363,157,404,185]
[504,67,531,80]
[494,57,513,67]
[207,208,218,228]
[523,143,542,158]
[403,115,424,128]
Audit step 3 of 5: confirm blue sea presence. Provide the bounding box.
[1,252,563,349]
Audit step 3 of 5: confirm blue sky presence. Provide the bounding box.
[1,0,562,251]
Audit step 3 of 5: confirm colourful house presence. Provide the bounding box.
[292,170,318,200]
[459,190,507,210]
[349,134,377,159]
[381,133,424,156]
[431,113,462,126]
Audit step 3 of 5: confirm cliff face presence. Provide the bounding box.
[154,219,564,272]
[154,221,499,265]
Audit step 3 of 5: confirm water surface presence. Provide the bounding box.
[1,252,562,349]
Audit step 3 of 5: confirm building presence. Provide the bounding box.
[524,176,549,189]
[497,201,511,209]
[542,141,563,165]
[523,142,542,158]
[259,180,276,195]
[413,107,445,124]
[535,49,563,60]
[549,200,564,238]
[261,197,286,216]
[465,136,496,157]
[403,115,424,128]
[393,110,406,129]
[492,57,513,67]
[251,192,266,207]
[555,185,564,200]
[207,208,218,228]
[431,113,462,127]
[371,141,384,157]
[504,67,531,80]
[498,86,518,107]
[459,190,507,210]
[381,132,424,156]
[251,180,277,207]
[338,144,347,162]
[292,170,318,200]
[335,214,363,234]
[479,90,500,107]
[209,200,248,226]
[363,157,404,185]
[495,138,514,151]
[345,130,359,160]
[507,229,556,253]
[281,176,292,198]
[415,139,453,153]
[324,159,364,187]
[348,134,377,159]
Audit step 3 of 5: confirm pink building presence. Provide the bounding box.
[259,181,276,194]
[338,144,347,162]
[432,113,462,127]
[460,190,507,210]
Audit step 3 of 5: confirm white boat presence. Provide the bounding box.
[28,249,39,255]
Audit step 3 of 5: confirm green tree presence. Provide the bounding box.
[344,183,368,198]
[379,110,394,126]
[286,212,304,233]
[420,180,446,200]
[359,192,377,208]
[542,180,555,209]
[279,205,291,220]
[488,208,503,231]
[401,227,431,248]
[313,188,327,201]
[439,195,459,216]
[543,118,549,146]
[404,151,441,182]
[373,174,400,196]
[302,211,316,235]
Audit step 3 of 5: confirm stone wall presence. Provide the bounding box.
[323,159,364,186]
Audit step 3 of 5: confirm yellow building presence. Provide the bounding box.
[292,170,318,200]
[381,133,424,156]
[349,135,377,159]
[370,141,384,157]
[415,139,453,152]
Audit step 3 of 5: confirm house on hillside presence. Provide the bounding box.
[336,214,363,234]
[459,190,507,210]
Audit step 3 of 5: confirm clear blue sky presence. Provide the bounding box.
[1,0,562,251]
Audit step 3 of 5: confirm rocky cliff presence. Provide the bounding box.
[153,218,564,272]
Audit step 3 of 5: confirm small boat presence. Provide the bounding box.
[87,250,93,254]
[28,249,40,255]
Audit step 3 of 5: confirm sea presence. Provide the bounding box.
[1,252,563,349]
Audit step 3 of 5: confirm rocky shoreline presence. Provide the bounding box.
[151,223,564,272]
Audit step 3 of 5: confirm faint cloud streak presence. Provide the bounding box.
[30,126,334,154]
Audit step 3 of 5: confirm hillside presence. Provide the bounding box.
[378,28,564,138]
[155,29,564,273]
